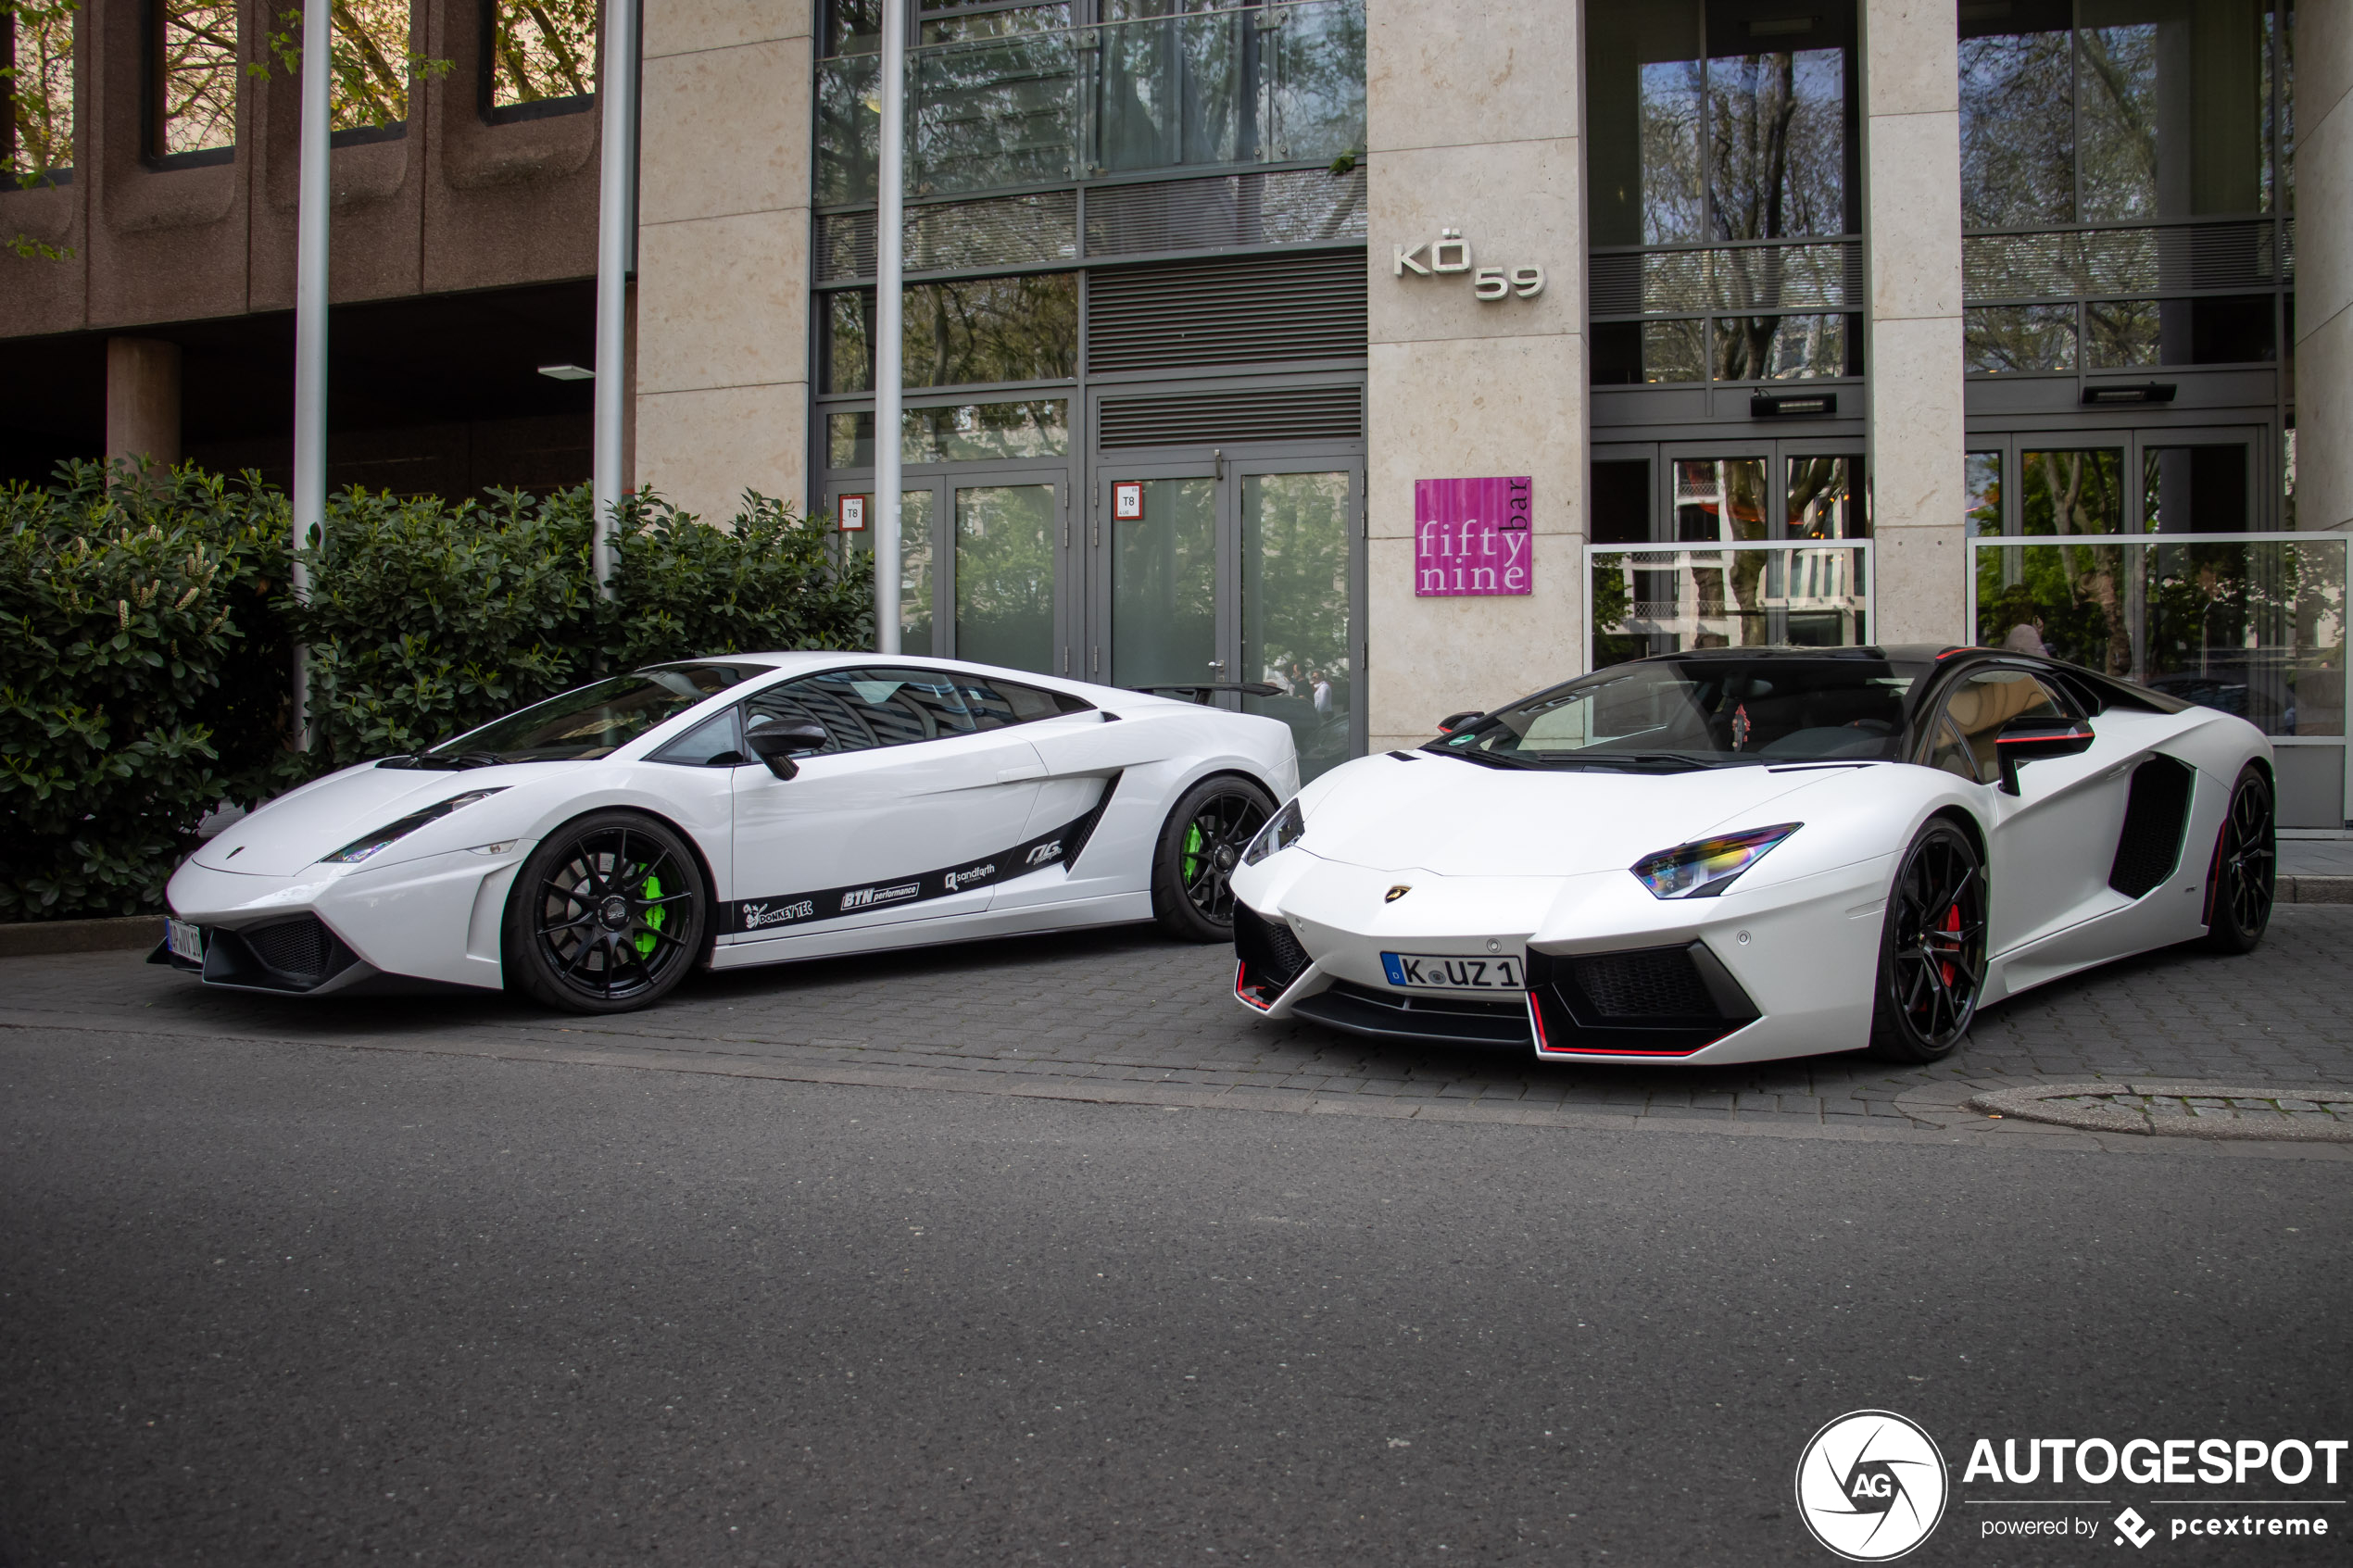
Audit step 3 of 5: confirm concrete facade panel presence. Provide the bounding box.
[646,0,812,60]
[636,383,806,527]
[1365,139,1583,346]
[638,40,812,227]
[1366,1,1580,153]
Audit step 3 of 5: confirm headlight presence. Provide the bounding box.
[1242,797,1306,866]
[322,788,509,865]
[1630,822,1801,899]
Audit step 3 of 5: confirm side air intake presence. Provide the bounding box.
[2109,755,2196,898]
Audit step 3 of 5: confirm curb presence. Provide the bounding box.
[2279,875,2353,905]
[0,916,163,958]
[1969,1082,2353,1142]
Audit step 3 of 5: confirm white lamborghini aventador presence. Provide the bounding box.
[158,657,1296,1012]
[1228,646,2277,1066]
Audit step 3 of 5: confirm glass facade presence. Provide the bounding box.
[1586,0,1861,386]
[813,1,1368,776]
[1958,0,2293,379]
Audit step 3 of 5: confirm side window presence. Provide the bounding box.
[649,709,745,767]
[1937,670,2067,784]
[953,675,1094,729]
[746,668,982,755]
[1926,717,1979,783]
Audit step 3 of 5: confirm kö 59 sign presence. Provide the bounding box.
[1391,228,1545,301]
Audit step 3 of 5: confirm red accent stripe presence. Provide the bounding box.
[1234,960,1274,1012]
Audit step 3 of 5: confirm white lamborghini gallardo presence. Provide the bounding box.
[159,657,1295,1012]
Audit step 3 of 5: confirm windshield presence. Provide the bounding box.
[426,664,758,763]
[1428,657,1918,771]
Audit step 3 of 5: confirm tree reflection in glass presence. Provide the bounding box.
[954,484,1055,674]
[1958,10,2073,230]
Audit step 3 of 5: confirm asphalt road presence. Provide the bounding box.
[2,1022,2347,1566]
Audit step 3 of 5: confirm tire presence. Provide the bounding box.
[2202,764,2275,954]
[505,811,709,1014]
[1151,774,1276,942]
[1866,820,1989,1063]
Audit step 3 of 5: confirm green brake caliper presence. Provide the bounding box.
[1183,822,1203,884]
[635,873,664,957]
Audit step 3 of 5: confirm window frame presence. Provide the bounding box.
[144,0,238,169]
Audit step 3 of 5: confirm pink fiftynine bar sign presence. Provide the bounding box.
[1415,476,1532,596]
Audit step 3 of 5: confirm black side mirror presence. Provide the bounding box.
[746,721,830,780]
[1994,715,2095,794]
[1437,710,1483,734]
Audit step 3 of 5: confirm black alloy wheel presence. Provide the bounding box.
[2202,765,2275,954]
[506,811,708,1014]
[1867,821,1988,1063]
[1151,775,1276,942]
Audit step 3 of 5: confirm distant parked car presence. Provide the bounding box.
[158,657,1296,1013]
[1230,645,2274,1067]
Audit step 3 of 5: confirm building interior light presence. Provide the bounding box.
[537,364,594,382]
[2081,383,2176,406]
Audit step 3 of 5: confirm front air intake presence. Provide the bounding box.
[1527,942,1760,1057]
[201,915,360,993]
[1234,904,1311,1010]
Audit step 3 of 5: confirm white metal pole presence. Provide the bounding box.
[873,0,906,655]
[290,0,333,750]
[591,0,640,596]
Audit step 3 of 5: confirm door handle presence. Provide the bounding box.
[997,762,1047,783]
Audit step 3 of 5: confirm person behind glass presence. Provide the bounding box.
[1310,670,1331,716]
[2002,618,2048,657]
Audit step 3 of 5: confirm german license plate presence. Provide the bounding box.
[166,918,205,963]
[1381,951,1523,991]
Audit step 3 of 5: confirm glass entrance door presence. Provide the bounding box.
[1091,460,1364,782]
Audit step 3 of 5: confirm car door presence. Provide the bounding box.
[1933,666,2137,956]
[724,667,1049,944]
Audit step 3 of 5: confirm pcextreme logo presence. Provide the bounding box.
[1796,1410,1950,1562]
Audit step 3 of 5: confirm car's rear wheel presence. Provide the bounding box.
[506,811,708,1014]
[2202,764,2275,954]
[1866,820,1987,1063]
[1151,775,1275,942]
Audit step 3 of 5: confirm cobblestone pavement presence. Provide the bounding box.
[6,907,2352,1150]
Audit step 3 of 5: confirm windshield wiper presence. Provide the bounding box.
[1428,746,1543,770]
[376,749,510,771]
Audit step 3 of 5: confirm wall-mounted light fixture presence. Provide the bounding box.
[2081,382,2175,406]
[1751,392,1837,418]
[538,364,594,382]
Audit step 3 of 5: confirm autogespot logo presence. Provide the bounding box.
[1796,1410,1950,1562]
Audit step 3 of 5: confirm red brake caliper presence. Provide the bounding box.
[1939,903,1961,987]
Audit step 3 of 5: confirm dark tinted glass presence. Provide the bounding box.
[1429,657,1917,770]
[1591,460,1651,545]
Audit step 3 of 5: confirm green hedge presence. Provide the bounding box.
[1,462,870,921]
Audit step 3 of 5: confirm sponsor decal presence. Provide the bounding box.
[1796,1411,1949,1562]
[841,882,920,912]
[722,779,1122,935]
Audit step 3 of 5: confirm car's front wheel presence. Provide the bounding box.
[506,811,708,1014]
[1151,775,1275,942]
[2202,764,2275,953]
[1866,820,1988,1063]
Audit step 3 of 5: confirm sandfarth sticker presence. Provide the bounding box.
[1795,1410,1949,1562]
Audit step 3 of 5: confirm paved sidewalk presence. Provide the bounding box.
[6,907,2351,1152]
